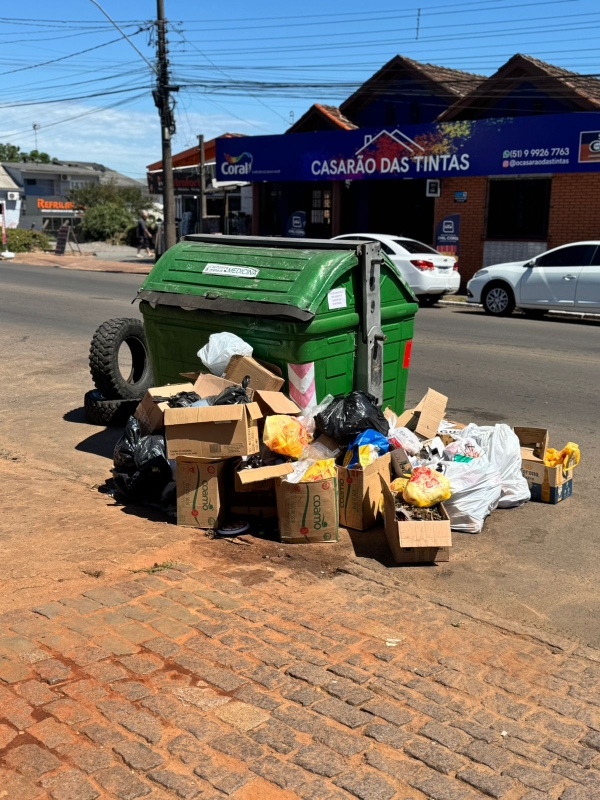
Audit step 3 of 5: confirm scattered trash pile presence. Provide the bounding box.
[109,332,580,564]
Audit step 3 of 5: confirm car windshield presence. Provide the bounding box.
[393,238,439,255]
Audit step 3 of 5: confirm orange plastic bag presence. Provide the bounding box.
[263,415,311,459]
[402,466,452,508]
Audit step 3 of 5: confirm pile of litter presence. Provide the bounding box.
[107,332,580,563]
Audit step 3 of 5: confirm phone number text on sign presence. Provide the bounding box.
[502,148,570,158]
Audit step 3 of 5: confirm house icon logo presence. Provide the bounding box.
[355,129,425,156]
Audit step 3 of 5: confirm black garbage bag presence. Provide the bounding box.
[113,416,140,471]
[166,391,201,408]
[112,430,172,504]
[212,376,251,406]
[315,391,388,444]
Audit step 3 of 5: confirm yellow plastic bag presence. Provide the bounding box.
[544,442,580,469]
[390,477,410,493]
[402,466,451,508]
[263,415,311,459]
[301,459,336,482]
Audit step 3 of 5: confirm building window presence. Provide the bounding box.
[310,189,331,225]
[486,178,551,240]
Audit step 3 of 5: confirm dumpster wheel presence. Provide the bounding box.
[89,318,153,401]
[84,390,140,427]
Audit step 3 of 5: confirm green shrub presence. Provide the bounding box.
[6,228,51,253]
[79,203,134,242]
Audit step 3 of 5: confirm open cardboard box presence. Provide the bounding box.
[234,461,293,493]
[337,453,391,531]
[515,426,572,504]
[224,355,284,392]
[380,476,451,563]
[135,383,194,435]
[165,374,262,459]
[388,388,448,441]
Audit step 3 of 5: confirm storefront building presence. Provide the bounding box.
[215,54,600,285]
[147,134,253,236]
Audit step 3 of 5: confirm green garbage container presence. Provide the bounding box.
[137,235,418,414]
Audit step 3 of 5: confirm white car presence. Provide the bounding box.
[332,233,460,305]
[467,241,600,317]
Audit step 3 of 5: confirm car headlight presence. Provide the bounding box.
[471,269,488,280]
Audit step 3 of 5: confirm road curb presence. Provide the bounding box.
[338,561,600,662]
[439,299,600,320]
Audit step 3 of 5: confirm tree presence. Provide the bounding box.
[80,203,135,243]
[0,143,22,162]
[68,180,151,217]
[0,143,54,163]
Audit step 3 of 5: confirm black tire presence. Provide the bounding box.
[89,318,153,400]
[418,295,440,307]
[84,390,140,427]
[482,282,515,316]
[521,308,547,319]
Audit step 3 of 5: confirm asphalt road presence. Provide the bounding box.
[1,261,599,645]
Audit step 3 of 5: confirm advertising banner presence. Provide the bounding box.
[216,112,600,183]
[435,214,460,263]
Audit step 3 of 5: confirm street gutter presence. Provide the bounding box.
[439,298,600,321]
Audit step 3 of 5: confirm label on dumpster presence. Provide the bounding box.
[327,287,347,310]
[204,263,259,278]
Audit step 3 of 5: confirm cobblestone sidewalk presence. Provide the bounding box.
[0,560,599,800]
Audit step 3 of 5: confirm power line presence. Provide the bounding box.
[88,1,157,74]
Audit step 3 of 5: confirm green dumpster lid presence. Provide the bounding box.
[137,235,362,321]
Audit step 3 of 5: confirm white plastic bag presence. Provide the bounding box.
[439,456,502,533]
[197,333,253,376]
[297,394,334,437]
[454,423,530,508]
[388,425,421,456]
[443,437,485,461]
[286,441,339,483]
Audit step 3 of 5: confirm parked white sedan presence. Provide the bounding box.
[332,233,460,305]
[467,241,600,316]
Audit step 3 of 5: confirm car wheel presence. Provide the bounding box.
[419,295,440,307]
[89,318,153,400]
[482,283,515,316]
[521,308,547,319]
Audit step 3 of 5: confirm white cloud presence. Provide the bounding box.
[0,99,269,177]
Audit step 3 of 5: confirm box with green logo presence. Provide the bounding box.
[275,476,339,544]
[176,458,227,528]
[337,453,391,531]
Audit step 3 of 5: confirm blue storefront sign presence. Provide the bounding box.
[216,112,600,183]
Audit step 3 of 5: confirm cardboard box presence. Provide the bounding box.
[380,477,451,563]
[521,461,573,504]
[224,355,285,392]
[515,426,549,462]
[165,403,262,459]
[176,458,227,528]
[337,453,391,531]
[392,388,448,441]
[234,461,293,493]
[253,390,301,418]
[134,383,194,435]
[275,477,339,543]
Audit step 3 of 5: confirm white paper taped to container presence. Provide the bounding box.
[203,263,259,278]
[327,287,347,310]
[288,362,316,410]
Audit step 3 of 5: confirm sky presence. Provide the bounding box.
[0,0,599,179]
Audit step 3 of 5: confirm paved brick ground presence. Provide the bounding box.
[0,561,599,800]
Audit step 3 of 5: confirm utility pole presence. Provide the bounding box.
[155,0,177,250]
[32,124,40,151]
[197,134,206,233]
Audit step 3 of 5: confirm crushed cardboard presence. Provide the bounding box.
[165,403,261,460]
[392,388,448,441]
[234,462,293,492]
[515,426,549,463]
